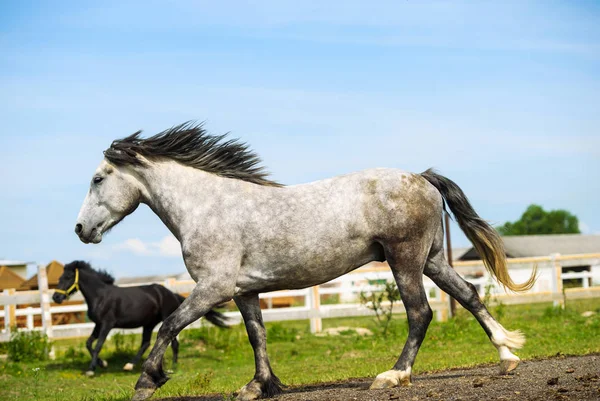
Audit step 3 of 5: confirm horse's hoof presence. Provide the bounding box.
[123,363,134,371]
[369,370,412,389]
[237,381,262,401]
[399,376,412,387]
[131,388,156,401]
[370,371,399,390]
[85,370,95,377]
[101,360,108,368]
[499,359,520,374]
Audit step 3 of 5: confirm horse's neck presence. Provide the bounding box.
[78,271,109,305]
[137,161,244,241]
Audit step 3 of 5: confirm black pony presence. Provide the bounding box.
[53,260,228,376]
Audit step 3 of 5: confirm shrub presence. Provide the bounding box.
[63,345,87,361]
[360,280,401,337]
[7,330,50,362]
[110,332,138,358]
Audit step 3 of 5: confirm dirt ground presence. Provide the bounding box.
[163,354,600,401]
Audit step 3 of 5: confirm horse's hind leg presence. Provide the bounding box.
[124,325,154,371]
[370,240,433,389]
[424,224,523,374]
[234,293,282,401]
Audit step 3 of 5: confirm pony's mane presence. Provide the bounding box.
[103,122,282,187]
[65,260,115,285]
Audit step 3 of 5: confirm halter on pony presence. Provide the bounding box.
[54,268,80,298]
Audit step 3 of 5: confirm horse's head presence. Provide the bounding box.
[53,261,85,303]
[75,159,142,244]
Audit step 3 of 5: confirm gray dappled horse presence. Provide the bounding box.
[74,123,536,401]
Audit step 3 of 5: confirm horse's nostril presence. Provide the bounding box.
[75,223,83,234]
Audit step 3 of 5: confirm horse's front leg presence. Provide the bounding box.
[86,325,108,369]
[235,293,283,401]
[86,323,113,376]
[132,281,232,401]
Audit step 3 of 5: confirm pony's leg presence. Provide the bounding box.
[124,325,154,371]
[133,283,231,401]
[234,293,283,401]
[86,325,108,368]
[371,241,432,389]
[86,324,113,376]
[424,227,524,374]
[170,337,179,365]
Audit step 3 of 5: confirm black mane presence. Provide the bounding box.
[104,122,282,187]
[64,260,115,285]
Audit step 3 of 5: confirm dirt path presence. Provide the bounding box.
[165,354,600,401]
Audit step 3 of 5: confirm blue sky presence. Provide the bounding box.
[1,1,599,279]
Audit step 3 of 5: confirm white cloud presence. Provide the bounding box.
[155,236,182,257]
[114,238,152,255]
[112,236,182,258]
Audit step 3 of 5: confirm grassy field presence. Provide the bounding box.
[1,298,599,401]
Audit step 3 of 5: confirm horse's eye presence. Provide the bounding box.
[93,176,104,184]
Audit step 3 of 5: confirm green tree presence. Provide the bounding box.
[497,204,580,236]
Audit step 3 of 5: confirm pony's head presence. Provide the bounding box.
[53,261,115,303]
[75,158,142,244]
[53,260,85,303]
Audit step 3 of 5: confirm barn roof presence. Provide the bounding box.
[0,259,32,267]
[0,266,26,290]
[459,234,600,260]
[18,260,65,290]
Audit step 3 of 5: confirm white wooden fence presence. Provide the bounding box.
[1,253,599,342]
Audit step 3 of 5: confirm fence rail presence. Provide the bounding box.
[1,252,599,342]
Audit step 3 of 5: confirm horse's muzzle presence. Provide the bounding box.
[75,222,102,244]
[52,292,66,304]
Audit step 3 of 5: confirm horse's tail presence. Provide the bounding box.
[204,309,231,328]
[420,169,537,292]
[175,293,230,328]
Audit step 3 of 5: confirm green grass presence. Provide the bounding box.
[1,299,599,401]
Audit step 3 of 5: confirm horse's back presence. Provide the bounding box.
[96,284,180,328]
[234,168,443,292]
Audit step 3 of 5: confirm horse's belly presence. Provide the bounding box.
[235,241,384,293]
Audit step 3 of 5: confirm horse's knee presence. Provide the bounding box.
[408,304,432,327]
[157,320,177,340]
[423,306,433,325]
[465,282,481,303]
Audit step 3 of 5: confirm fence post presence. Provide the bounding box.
[550,253,564,308]
[38,265,56,359]
[308,286,322,333]
[582,269,590,289]
[437,287,449,322]
[3,289,16,334]
[38,264,54,339]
